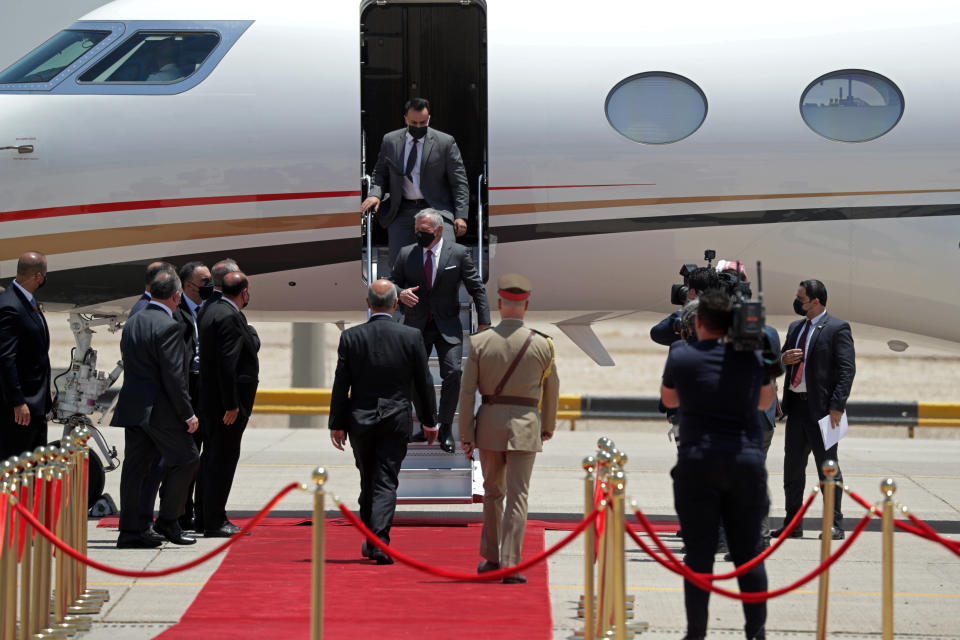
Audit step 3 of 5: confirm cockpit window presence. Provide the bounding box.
[78,32,220,83]
[0,30,109,84]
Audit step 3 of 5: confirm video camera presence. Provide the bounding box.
[669,249,715,306]
[670,249,784,377]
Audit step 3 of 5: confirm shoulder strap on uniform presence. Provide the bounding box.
[493,330,536,396]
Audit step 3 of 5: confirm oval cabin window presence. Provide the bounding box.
[800,70,904,142]
[605,72,708,144]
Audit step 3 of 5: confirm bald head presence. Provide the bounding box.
[16,251,47,293]
[222,271,250,308]
[367,279,397,313]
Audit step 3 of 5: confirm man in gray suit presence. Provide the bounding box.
[361,97,470,266]
[113,270,200,549]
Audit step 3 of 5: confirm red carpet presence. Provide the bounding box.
[156,520,554,639]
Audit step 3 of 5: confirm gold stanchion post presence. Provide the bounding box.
[881,478,896,640]
[1,459,18,640]
[575,456,596,640]
[73,428,107,607]
[611,468,627,640]
[19,451,37,640]
[311,467,327,640]
[815,459,838,640]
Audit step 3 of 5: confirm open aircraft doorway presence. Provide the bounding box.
[360,0,489,283]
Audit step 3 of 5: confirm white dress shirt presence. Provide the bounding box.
[401,131,425,200]
[422,239,442,288]
[792,309,827,392]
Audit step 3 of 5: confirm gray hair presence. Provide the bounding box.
[149,270,182,300]
[414,209,443,231]
[367,284,397,311]
[211,259,240,287]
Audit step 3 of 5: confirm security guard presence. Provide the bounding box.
[459,274,559,584]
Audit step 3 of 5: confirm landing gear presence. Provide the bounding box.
[52,312,125,513]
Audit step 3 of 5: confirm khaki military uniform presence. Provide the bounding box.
[459,317,559,567]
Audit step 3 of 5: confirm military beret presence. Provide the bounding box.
[497,273,532,301]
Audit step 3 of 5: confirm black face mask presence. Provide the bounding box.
[793,298,807,316]
[198,284,214,300]
[408,125,428,140]
[415,230,436,248]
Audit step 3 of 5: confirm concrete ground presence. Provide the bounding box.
[71,423,960,639]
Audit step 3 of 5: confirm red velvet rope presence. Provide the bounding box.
[628,505,874,603]
[631,489,818,582]
[53,478,63,531]
[11,482,301,578]
[0,493,7,559]
[337,501,601,580]
[845,488,960,554]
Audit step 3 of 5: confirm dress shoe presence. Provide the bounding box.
[502,573,527,584]
[205,524,240,538]
[143,526,165,544]
[820,526,845,541]
[437,423,455,453]
[477,560,500,574]
[771,524,803,539]
[153,521,197,545]
[117,531,163,549]
[370,548,394,565]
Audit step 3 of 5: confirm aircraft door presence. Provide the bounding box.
[360,1,488,283]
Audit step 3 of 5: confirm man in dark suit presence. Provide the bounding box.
[196,258,238,322]
[175,261,211,531]
[129,261,176,318]
[329,279,436,564]
[361,97,470,265]
[390,209,490,452]
[773,280,855,541]
[0,252,52,460]
[197,271,260,537]
[112,270,200,548]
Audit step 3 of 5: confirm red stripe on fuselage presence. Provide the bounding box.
[0,190,363,224]
[489,183,655,190]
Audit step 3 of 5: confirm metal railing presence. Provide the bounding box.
[251,390,960,436]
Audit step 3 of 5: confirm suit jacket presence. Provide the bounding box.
[129,292,151,317]
[177,297,200,375]
[459,319,560,452]
[390,241,490,342]
[0,285,52,416]
[328,314,435,438]
[110,304,194,429]
[368,127,469,228]
[781,312,856,419]
[759,325,781,430]
[198,299,260,418]
[195,289,222,325]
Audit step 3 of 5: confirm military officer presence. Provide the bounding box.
[459,274,559,584]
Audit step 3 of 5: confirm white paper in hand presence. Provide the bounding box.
[818,411,849,450]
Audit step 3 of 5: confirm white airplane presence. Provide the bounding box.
[1,0,959,353]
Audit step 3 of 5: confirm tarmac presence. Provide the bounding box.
[76,423,960,639]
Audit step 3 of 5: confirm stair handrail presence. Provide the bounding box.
[477,173,485,283]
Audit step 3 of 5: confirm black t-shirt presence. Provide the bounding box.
[662,339,770,459]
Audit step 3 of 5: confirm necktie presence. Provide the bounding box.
[405,139,418,181]
[424,249,433,290]
[424,249,434,322]
[791,319,812,388]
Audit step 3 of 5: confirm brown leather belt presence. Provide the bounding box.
[482,395,538,407]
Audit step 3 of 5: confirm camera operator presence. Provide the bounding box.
[650,267,720,346]
[660,289,776,640]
